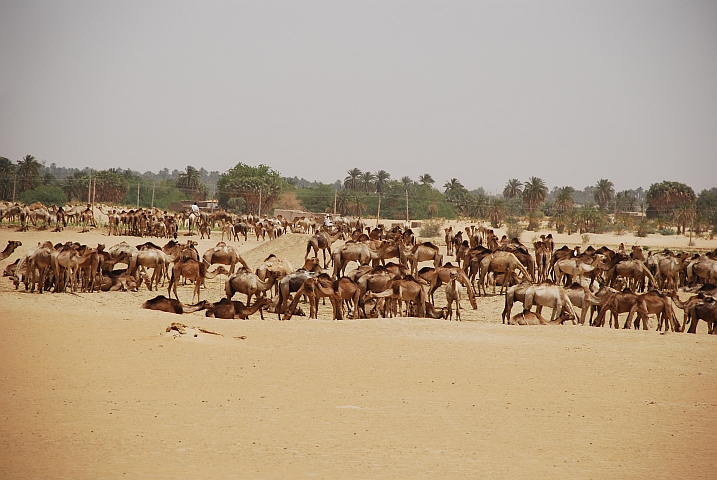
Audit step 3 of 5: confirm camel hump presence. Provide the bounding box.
[264,254,278,261]
[421,241,438,249]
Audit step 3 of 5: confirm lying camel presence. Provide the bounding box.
[142,295,209,314]
[205,297,271,319]
[508,311,568,325]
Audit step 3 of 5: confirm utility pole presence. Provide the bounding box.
[151,182,155,209]
[258,187,262,217]
[333,189,337,215]
[88,173,92,204]
[405,189,409,223]
[92,178,96,213]
[376,193,381,227]
[12,174,16,202]
[137,183,140,209]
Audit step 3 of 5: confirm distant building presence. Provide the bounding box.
[168,200,218,213]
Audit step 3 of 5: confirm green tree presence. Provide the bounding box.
[217,163,284,215]
[16,154,42,193]
[418,173,435,187]
[0,157,16,200]
[488,199,507,227]
[18,185,67,206]
[360,171,376,193]
[522,177,547,229]
[553,186,575,213]
[344,168,362,190]
[593,179,615,209]
[646,181,695,215]
[503,178,523,199]
[375,170,391,194]
[400,176,414,190]
[177,166,207,201]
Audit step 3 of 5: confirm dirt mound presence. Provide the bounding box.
[240,233,312,269]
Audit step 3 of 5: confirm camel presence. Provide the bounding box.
[331,241,373,277]
[593,289,642,329]
[533,241,550,283]
[478,251,533,296]
[256,254,295,287]
[26,241,55,293]
[363,275,427,318]
[0,240,22,261]
[52,244,95,293]
[444,227,455,256]
[419,264,477,310]
[98,268,140,292]
[523,283,578,323]
[610,258,657,292]
[401,241,443,276]
[232,222,249,241]
[225,269,276,305]
[671,292,716,334]
[142,295,209,314]
[205,297,271,319]
[199,222,211,239]
[625,290,681,331]
[305,230,344,268]
[203,242,249,275]
[283,274,336,320]
[686,256,717,286]
[502,280,534,324]
[167,259,228,303]
[107,241,138,274]
[508,310,567,325]
[564,283,604,325]
[685,295,717,334]
[554,255,606,287]
[445,271,462,321]
[275,263,323,316]
[655,253,681,291]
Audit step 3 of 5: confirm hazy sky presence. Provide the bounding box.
[1,1,715,194]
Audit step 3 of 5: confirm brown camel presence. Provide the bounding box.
[478,251,533,296]
[0,240,22,261]
[444,227,455,256]
[508,310,568,325]
[363,275,427,318]
[419,264,477,310]
[205,297,271,319]
[533,241,550,283]
[445,271,462,321]
[624,290,681,331]
[564,283,604,325]
[168,259,228,303]
[593,289,641,329]
[225,269,276,305]
[609,258,657,292]
[142,295,209,314]
[283,274,336,320]
[401,241,443,276]
[203,242,249,275]
[305,230,344,268]
[523,283,579,323]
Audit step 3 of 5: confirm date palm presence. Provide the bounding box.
[401,176,413,190]
[553,186,575,213]
[522,177,547,230]
[16,154,42,192]
[375,170,390,194]
[0,157,16,200]
[418,173,435,187]
[344,168,362,190]
[503,178,523,199]
[360,171,376,193]
[593,179,615,209]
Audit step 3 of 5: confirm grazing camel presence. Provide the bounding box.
[0,240,22,261]
[445,271,462,321]
[168,259,228,303]
[593,289,641,329]
[626,290,681,332]
[523,283,579,323]
[401,241,443,276]
[142,295,209,314]
[478,251,533,296]
[502,280,533,324]
[205,297,271,319]
[363,275,427,318]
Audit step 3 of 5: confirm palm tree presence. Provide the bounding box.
[553,186,575,213]
[16,154,42,192]
[673,202,696,235]
[428,202,439,218]
[375,170,391,194]
[503,179,523,199]
[418,173,435,187]
[615,190,637,212]
[443,178,464,195]
[351,196,366,218]
[522,177,547,230]
[343,168,362,190]
[400,176,413,190]
[593,179,615,209]
[336,190,352,216]
[487,199,506,228]
[0,157,16,200]
[360,171,376,193]
[177,166,207,200]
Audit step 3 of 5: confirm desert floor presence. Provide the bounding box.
[1,222,716,479]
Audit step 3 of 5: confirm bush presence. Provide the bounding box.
[657,227,675,236]
[505,218,524,241]
[18,185,67,206]
[636,220,654,237]
[581,234,591,245]
[420,219,443,238]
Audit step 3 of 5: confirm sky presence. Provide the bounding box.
[1,1,716,195]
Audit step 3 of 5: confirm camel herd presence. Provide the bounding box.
[2,211,717,333]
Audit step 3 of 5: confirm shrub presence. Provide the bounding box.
[581,234,591,245]
[505,218,524,241]
[657,227,675,236]
[420,218,443,238]
[18,185,67,206]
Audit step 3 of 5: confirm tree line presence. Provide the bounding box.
[2,154,716,235]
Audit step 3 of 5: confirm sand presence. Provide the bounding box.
[1,222,716,479]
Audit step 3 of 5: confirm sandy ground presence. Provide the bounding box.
[1,222,716,479]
